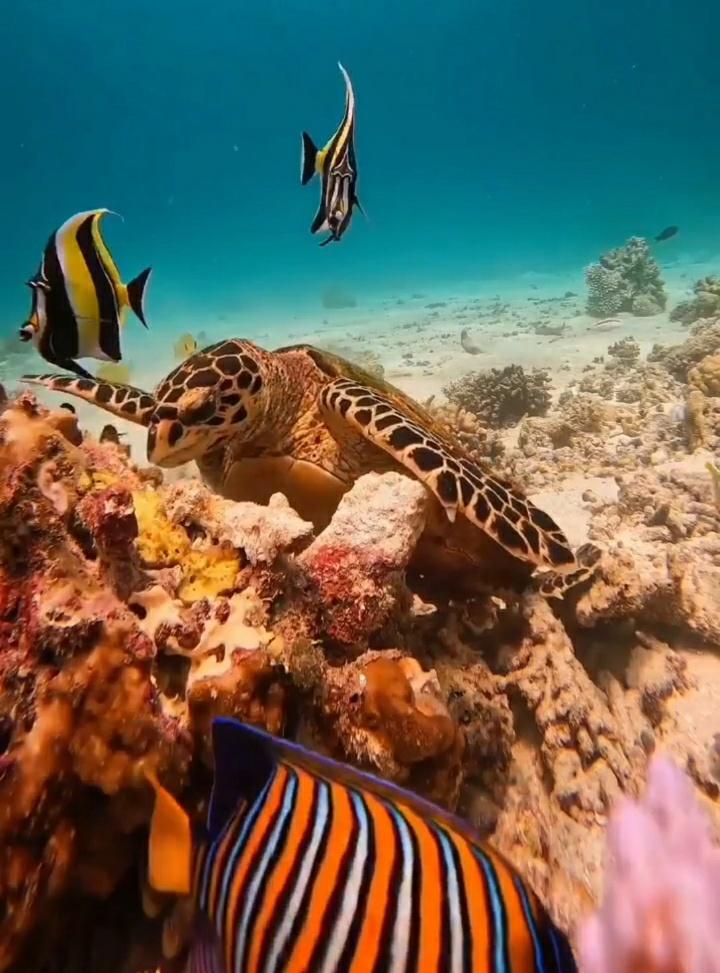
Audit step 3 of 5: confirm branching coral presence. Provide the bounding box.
[607,336,640,364]
[443,364,552,428]
[669,274,720,325]
[585,237,667,317]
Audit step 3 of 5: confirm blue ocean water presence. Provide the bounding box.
[2,0,719,346]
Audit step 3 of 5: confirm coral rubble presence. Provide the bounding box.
[585,237,667,317]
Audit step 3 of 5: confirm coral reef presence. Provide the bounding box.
[669,274,720,325]
[648,317,720,380]
[2,376,720,971]
[585,237,667,317]
[443,363,552,428]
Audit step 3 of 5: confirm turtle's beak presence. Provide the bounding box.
[147,417,194,467]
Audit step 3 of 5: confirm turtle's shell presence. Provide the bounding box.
[278,343,471,451]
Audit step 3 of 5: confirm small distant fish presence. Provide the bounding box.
[588,317,621,332]
[96,361,132,384]
[146,718,578,973]
[460,327,483,354]
[19,209,151,381]
[654,225,679,242]
[301,63,364,246]
[174,332,198,361]
[99,424,122,445]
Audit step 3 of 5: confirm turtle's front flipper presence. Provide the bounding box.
[22,374,157,427]
[533,542,603,599]
[320,377,577,573]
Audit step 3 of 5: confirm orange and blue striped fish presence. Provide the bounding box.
[146,718,577,973]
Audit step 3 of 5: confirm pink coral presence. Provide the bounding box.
[579,756,720,973]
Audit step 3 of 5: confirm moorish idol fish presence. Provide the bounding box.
[146,717,578,973]
[300,63,363,247]
[19,209,151,380]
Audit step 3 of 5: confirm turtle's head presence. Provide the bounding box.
[147,341,267,468]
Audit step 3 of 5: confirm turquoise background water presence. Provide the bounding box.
[2,0,719,336]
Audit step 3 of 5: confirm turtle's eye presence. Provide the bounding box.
[153,405,178,422]
[178,387,217,424]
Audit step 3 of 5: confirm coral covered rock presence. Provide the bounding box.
[0,398,191,971]
[669,274,720,325]
[443,363,552,428]
[585,237,667,317]
[297,472,427,647]
[688,352,720,397]
[648,317,720,380]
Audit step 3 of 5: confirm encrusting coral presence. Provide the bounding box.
[585,237,667,317]
[1,386,720,971]
[443,363,552,428]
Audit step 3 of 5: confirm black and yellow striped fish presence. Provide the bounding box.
[147,718,577,973]
[300,63,363,247]
[19,209,151,380]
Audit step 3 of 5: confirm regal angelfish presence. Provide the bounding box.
[146,718,578,973]
[20,209,151,380]
[301,63,363,246]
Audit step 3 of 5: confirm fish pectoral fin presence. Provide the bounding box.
[354,195,367,220]
[301,132,319,185]
[144,770,192,896]
[126,267,152,328]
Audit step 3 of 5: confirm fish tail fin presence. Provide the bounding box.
[126,268,152,328]
[301,132,319,185]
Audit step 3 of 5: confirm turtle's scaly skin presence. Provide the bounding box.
[24,339,597,594]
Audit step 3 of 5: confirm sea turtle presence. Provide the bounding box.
[23,339,598,595]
